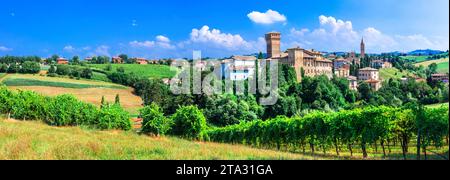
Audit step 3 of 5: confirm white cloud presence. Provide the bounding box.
[130,40,155,48]
[247,10,287,25]
[190,25,252,50]
[129,35,175,49]
[156,35,170,43]
[286,15,448,53]
[0,46,12,52]
[95,45,110,56]
[63,45,75,52]
[132,20,138,27]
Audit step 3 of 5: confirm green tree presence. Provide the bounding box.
[72,56,80,65]
[171,105,207,139]
[140,103,173,136]
[115,94,120,105]
[48,65,56,74]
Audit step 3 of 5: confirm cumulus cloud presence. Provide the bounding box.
[129,35,175,49]
[130,40,155,48]
[63,45,75,52]
[190,25,253,50]
[247,10,287,25]
[95,45,110,56]
[0,46,12,52]
[287,15,448,53]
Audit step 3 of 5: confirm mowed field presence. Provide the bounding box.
[89,64,178,79]
[0,119,312,160]
[415,58,449,73]
[0,74,143,115]
[379,68,415,80]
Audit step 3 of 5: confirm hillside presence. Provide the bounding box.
[0,119,313,160]
[89,64,177,79]
[379,68,415,80]
[0,74,143,115]
[415,58,449,73]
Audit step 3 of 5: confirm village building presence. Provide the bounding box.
[431,73,449,83]
[265,32,333,82]
[358,67,382,91]
[347,76,358,91]
[135,58,148,65]
[346,51,360,65]
[335,64,350,78]
[112,56,124,64]
[222,55,257,81]
[57,57,69,64]
[372,60,392,69]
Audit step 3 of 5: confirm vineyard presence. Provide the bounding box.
[204,106,449,159]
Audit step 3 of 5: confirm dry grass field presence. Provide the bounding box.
[0,119,313,160]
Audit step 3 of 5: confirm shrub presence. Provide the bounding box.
[11,90,49,121]
[98,104,132,131]
[140,103,173,136]
[47,94,82,126]
[171,105,207,139]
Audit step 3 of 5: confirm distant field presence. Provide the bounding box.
[379,68,414,80]
[3,78,125,89]
[400,55,429,62]
[0,119,311,160]
[415,58,449,73]
[437,62,449,73]
[0,74,142,114]
[89,64,177,79]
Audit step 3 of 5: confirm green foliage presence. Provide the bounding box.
[98,104,132,131]
[204,106,449,158]
[0,87,131,130]
[19,61,41,74]
[204,94,262,126]
[171,105,207,139]
[140,103,173,136]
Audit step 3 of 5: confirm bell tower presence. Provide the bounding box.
[360,37,366,59]
[265,32,281,58]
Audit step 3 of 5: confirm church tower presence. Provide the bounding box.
[265,32,281,58]
[360,37,366,59]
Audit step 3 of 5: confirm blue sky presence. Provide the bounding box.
[0,0,448,58]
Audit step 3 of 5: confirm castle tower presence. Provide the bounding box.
[265,32,281,58]
[360,37,366,59]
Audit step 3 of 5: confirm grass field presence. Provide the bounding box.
[3,78,125,89]
[0,74,143,114]
[414,57,449,73]
[379,68,414,80]
[0,119,447,160]
[400,55,429,62]
[437,62,449,73]
[0,119,312,160]
[89,64,177,79]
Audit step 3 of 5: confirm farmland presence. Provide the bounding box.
[89,64,178,79]
[0,74,143,114]
[415,58,449,73]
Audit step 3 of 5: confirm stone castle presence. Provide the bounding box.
[265,32,333,82]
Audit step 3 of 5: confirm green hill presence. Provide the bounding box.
[379,68,414,80]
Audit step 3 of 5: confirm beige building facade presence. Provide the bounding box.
[266,32,333,82]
